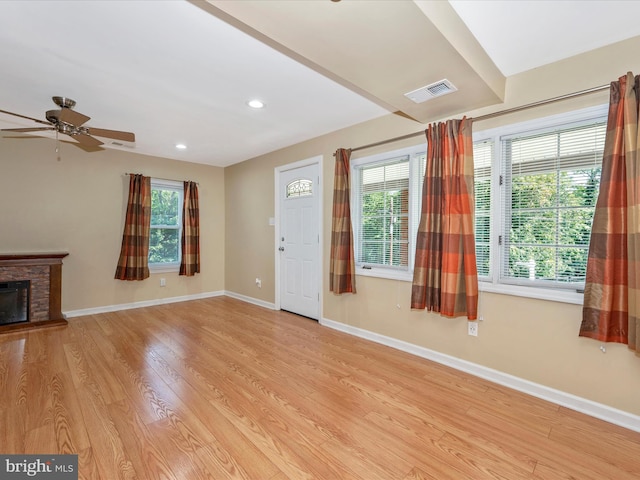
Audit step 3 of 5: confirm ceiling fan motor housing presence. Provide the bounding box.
[45,110,60,124]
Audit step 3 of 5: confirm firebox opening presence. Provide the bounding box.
[0,280,30,325]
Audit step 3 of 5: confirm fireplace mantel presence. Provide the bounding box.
[0,252,68,334]
[0,252,69,264]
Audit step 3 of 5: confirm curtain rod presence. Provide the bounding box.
[343,83,610,155]
[123,173,199,185]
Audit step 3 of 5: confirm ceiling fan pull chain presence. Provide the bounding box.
[55,129,61,161]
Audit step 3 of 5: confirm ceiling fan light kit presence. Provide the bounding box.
[0,96,135,149]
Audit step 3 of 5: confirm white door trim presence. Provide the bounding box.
[274,155,323,318]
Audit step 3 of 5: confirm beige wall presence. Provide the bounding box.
[224,154,276,302]
[225,37,640,417]
[0,136,225,312]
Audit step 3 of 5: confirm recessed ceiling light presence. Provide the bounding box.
[175,143,187,150]
[247,99,265,109]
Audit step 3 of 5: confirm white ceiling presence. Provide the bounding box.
[448,0,640,77]
[1,0,640,167]
[0,0,388,167]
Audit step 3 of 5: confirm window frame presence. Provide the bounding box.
[474,104,608,304]
[148,178,184,273]
[351,144,425,282]
[347,105,607,304]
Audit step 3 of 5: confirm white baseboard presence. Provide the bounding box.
[223,290,276,310]
[63,290,225,318]
[320,317,640,434]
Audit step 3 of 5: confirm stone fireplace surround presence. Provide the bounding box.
[0,252,68,333]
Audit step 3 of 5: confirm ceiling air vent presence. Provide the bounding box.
[404,79,458,104]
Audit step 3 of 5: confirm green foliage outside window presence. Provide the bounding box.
[360,189,409,267]
[507,167,601,283]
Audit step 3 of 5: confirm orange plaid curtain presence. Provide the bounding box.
[329,148,357,294]
[180,180,200,276]
[580,72,640,353]
[411,118,478,319]
[115,174,151,281]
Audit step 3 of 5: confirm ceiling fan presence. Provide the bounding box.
[0,96,135,148]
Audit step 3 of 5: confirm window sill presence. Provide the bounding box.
[354,267,584,305]
[149,264,180,274]
[479,281,584,305]
[355,266,413,282]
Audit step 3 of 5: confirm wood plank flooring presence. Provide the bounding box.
[1,296,639,479]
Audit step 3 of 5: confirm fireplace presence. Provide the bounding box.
[0,253,68,333]
[0,280,30,325]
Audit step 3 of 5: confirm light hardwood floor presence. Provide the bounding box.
[1,296,639,479]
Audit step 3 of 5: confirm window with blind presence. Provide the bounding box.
[349,105,606,299]
[149,179,183,269]
[501,121,605,288]
[351,146,425,277]
[474,104,607,300]
[474,140,493,279]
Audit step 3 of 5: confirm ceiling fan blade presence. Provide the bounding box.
[59,108,90,127]
[86,127,135,142]
[0,109,52,126]
[1,127,55,133]
[70,133,103,147]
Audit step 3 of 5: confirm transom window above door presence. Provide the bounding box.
[286,179,313,198]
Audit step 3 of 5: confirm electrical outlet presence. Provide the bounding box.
[468,321,478,336]
[255,278,262,288]
[160,278,166,287]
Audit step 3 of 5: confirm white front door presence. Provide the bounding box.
[278,162,320,319]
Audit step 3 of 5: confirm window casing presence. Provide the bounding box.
[149,179,183,271]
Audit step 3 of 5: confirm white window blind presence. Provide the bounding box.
[500,120,606,288]
[473,140,493,279]
[355,156,410,268]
